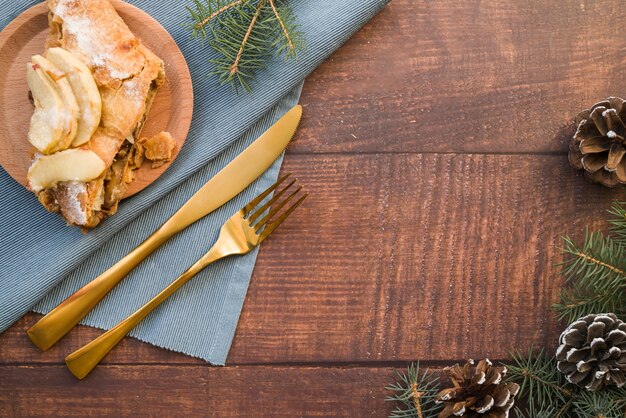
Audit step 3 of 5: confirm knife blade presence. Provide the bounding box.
[163,104,302,234]
[27,104,303,351]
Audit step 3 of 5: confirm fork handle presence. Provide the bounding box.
[65,246,224,380]
[27,224,179,351]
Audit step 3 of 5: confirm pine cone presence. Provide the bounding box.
[556,313,626,391]
[435,359,520,417]
[569,97,626,187]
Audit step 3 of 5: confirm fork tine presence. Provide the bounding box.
[253,185,302,230]
[248,179,297,224]
[243,173,291,216]
[258,193,308,243]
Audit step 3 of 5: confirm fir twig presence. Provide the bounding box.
[571,388,626,418]
[230,0,265,77]
[553,286,621,324]
[193,0,243,30]
[560,231,626,289]
[185,0,304,91]
[409,383,424,418]
[516,405,558,418]
[554,399,575,418]
[554,227,626,323]
[268,0,294,53]
[506,348,572,409]
[385,363,442,418]
[608,201,626,245]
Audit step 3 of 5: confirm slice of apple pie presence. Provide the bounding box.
[27,0,165,228]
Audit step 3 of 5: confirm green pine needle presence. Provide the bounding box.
[560,231,626,290]
[506,349,626,416]
[571,388,626,418]
[385,362,442,418]
[553,227,626,324]
[506,349,572,410]
[185,0,304,91]
[608,201,626,245]
[515,405,558,418]
[553,284,624,324]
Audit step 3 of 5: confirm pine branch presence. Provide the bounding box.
[571,388,626,418]
[268,0,293,52]
[230,0,265,77]
[516,405,558,418]
[385,363,442,418]
[187,0,244,42]
[554,399,575,418]
[506,349,573,412]
[608,201,626,245]
[553,284,624,324]
[409,383,424,418]
[185,0,304,91]
[193,0,243,30]
[554,228,626,323]
[506,350,626,417]
[560,231,626,291]
[266,0,302,60]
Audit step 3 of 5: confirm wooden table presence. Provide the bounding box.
[3,1,626,416]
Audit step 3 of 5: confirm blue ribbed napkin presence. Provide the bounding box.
[0,0,387,364]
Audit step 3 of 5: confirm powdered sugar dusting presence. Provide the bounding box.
[54,2,97,55]
[60,181,88,225]
[91,53,130,79]
[52,0,134,79]
[121,78,146,108]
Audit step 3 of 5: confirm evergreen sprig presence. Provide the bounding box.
[506,349,626,417]
[385,363,442,418]
[571,389,626,418]
[507,349,572,409]
[553,205,626,323]
[185,0,304,91]
[506,349,581,417]
[514,405,558,418]
[608,201,626,244]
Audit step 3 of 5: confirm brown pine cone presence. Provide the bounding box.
[569,97,626,187]
[435,359,520,417]
[556,313,626,391]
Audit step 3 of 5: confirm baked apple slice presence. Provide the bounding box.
[31,54,79,151]
[46,47,101,146]
[28,148,106,192]
[26,62,66,154]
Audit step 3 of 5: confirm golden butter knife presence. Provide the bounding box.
[27,104,303,351]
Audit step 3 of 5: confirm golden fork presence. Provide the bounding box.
[64,174,307,379]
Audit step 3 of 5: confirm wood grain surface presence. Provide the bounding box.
[4,0,626,416]
[0,1,193,197]
[290,0,626,155]
[0,365,395,418]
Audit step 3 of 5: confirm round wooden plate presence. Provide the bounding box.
[0,1,193,198]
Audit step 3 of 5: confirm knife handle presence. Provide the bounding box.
[27,222,179,351]
[65,247,222,379]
